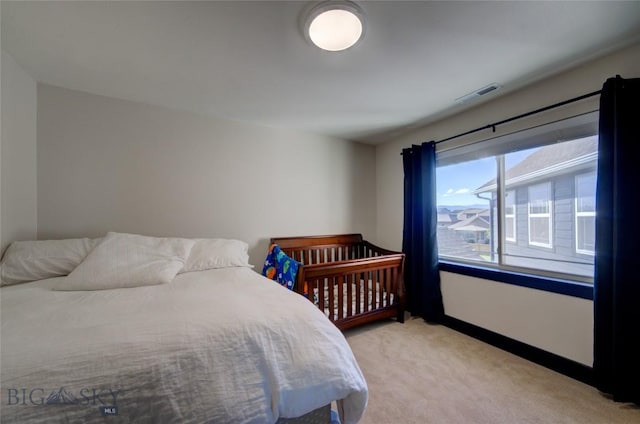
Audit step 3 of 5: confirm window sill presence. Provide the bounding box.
[438,261,594,300]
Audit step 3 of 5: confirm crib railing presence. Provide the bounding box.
[270,234,405,331]
[300,256,404,329]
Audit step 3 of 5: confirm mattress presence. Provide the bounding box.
[0,267,368,423]
[313,280,395,320]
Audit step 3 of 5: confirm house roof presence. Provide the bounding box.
[457,208,490,218]
[475,136,598,192]
[437,214,453,224]
[448,215,490,231]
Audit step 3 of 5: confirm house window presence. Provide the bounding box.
[435,112,598,285]
[505,190,516,242]
[528,182,552,248]
[575,173,596,255]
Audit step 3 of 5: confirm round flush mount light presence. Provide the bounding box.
[303,1,365,51]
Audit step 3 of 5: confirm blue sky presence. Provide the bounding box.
[436,148,536,207]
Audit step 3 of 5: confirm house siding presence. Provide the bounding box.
[499,170,594,276]
[554,174,576,257]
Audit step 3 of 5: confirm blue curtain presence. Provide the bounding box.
[402,141,444,322]
[593,76,640,404]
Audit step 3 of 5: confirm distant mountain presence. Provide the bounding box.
[46,387,79,405]
[438,204,489,212]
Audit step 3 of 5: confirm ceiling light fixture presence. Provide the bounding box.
[303,1,365,52]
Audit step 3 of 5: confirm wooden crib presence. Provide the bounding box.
[270,234,405,331]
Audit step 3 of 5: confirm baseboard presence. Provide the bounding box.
[441,315,594,386]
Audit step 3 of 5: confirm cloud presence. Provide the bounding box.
[441,188,470,197]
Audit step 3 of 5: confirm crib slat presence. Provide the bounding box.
[346,273,353,317]
[362,270,368,310]
[391,267,395,306]
[380,269,385,308]
[337,275,344,320]
[363,273,368,313]
[311,279,319,314]
[327,276,334,322]
[375,269,381,310]
[355,272,362,314]
[367,272,372,312]
[364,272,370,312]
[383,269,388,307]
[373,269,379,310]
[389,268,393,305]
[379,268,384,308]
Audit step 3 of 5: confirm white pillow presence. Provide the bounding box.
[181,238,252,272]
[1,238,100,286]
[54,232,195,291]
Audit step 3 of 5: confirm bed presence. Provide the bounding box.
[270,234,405,331]
[0,232,368,424]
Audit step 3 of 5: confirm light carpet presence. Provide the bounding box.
[344,317,640,424]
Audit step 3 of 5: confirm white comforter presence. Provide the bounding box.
[0,268,368,423]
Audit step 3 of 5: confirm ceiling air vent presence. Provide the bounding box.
[455,83,501,104]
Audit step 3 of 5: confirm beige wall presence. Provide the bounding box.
[36,84,377,266]
[441,272,594,365]
[1,50,38,255]
[375,42,640,366]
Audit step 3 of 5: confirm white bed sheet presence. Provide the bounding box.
[0,267,367,423]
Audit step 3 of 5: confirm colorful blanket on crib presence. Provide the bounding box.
[262,243,300,291]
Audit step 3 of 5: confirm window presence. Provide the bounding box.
[435,112,598,284]
[575,173,596,255]
[436,157,494,262]
[505,190,516,242]
[528,182,552,248]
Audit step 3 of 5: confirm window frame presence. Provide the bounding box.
[504,189,516,242]
[527,182,553,248]
[434,112,599,291]
[575,172,596,256]
[439,260,594,300]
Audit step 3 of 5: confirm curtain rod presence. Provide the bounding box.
[401,89,601,154]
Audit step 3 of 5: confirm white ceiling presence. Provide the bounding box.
[3,1,640,144]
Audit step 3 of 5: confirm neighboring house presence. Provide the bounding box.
[448,214,490,243]
[437,207,459,227]
[474,136,597,276]
[437,211,453,227]
[456,208,489,221]
[438,207,490,260]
